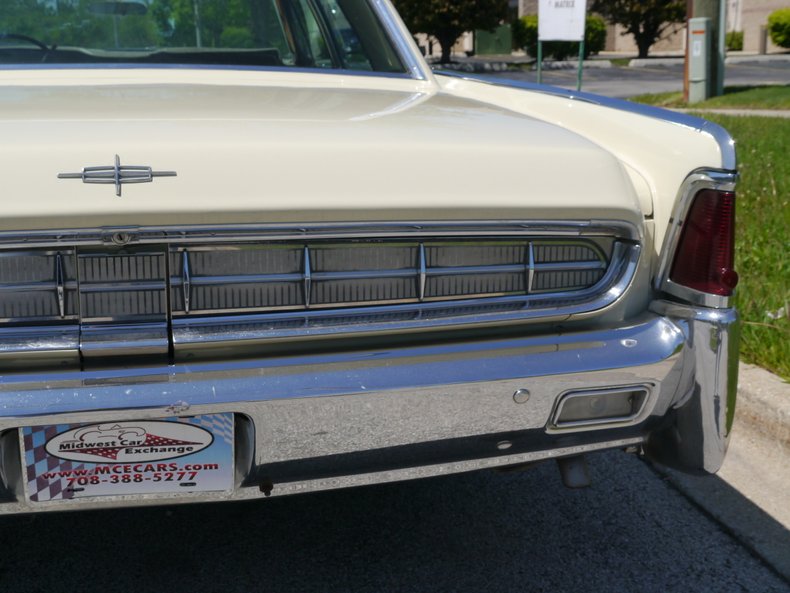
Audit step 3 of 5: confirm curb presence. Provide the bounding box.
[434,61,519,73]
[726,54,790,64]
[437,53,790,73]
[434,59,612,74]
[672,108,790,119]
[629,54,790,67]
[538,59,613,70]
[737,363,790,449]
[628,57,683,68]
[648,363,790,583]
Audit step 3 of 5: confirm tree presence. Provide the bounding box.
[1,0,158,49]
[393,0,508,64]
[151,0,253,48]
[768,8,790,49]
[591,0,685,59]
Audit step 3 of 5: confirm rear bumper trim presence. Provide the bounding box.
[0,301,738,513]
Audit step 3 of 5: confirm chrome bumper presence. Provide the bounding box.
[0,301,738,514]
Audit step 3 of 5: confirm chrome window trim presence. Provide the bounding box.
[368,0,431,81]
[436,71,737,171]
[0,63,415,79]
[654,169,738,309]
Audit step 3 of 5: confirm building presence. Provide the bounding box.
[518,0,787,55]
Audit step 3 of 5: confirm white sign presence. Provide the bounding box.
[24,414,235,502]
[45,420,214,463]
[539,0,588,41]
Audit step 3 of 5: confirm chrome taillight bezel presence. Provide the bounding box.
[656,169,738,308]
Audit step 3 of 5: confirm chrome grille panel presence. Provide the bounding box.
[170,239,613,315]
[76,249,169,357]
[78,250,167,322]
[0,222,640,363]
[0,251,78,322]
[170,246,304,314]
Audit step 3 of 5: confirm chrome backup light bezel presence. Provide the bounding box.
[547,385,653,432]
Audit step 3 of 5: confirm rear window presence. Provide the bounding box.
[0,0,405,73]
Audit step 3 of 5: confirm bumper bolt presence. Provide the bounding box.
[513,389,530,404]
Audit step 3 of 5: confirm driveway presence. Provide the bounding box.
[480,58,790,97]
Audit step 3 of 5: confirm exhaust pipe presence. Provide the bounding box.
[556,455,591,489]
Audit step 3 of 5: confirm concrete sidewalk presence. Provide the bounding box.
[654,363,790,580]
[674,108,790,118]
[736,363,790,453]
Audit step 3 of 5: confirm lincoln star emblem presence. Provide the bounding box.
[58,154,177,196]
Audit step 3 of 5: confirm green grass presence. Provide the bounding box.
[632,85,790,109]
[610,57,631,68]
[700,115,790,379]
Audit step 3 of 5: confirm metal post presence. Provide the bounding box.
[537,41,543,85]
[684,0,693,102]
[112,15,119,48]
[717,0,726,95]
[758,25,768,54]
[692,0,724,96]
[577,38,585,91]
[193,0,203,48]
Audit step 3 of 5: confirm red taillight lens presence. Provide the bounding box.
[669,189,738,296]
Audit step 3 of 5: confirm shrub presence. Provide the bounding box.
[512,15,607,60]
[767,8,790,48]
[220,26,254,48]
[725,30,743,51]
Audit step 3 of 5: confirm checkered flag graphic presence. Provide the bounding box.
[24,424,88,503]
[186,413,234,445]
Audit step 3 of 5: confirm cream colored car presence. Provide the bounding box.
[0,0,738,513]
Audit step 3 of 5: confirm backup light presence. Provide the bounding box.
[553,387,649,428]
[669,189,738,296]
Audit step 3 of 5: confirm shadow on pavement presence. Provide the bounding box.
[652,461,790,583]
[0,451,787,593]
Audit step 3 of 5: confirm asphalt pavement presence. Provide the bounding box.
[0,450,787,593]
[453,55,790,98]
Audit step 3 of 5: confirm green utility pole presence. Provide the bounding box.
[691,0,726,96]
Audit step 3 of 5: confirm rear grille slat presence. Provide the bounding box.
[0,239,618,320]
[78,251,167,322]
[0,226,639,360]
[0,250,78,322]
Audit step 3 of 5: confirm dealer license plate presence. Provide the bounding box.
[22,414,234,502]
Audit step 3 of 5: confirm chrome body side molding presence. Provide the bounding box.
[435,71,737,171]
